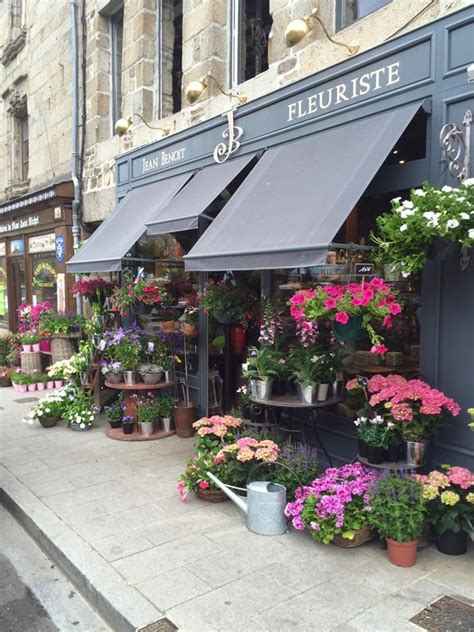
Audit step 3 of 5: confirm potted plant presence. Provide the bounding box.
[259,441,319,501]
[285,462,377,546]
[121,415,135,435]
[113,338,142,384]
[105,399,123,429]
[137,395,161,436]
[64,393,96,430]
[0,366,11,388]
[242,346,279,401]
[288,347,322,404]
[289,278,403,356]
[159,394,175,432]
[178,452,233,503]
[368,472,426,567]
[11,371,28,393]
[182,306,199,336]
[213,437,281,489]
[47,361,68,388]
[138,363,163,385]
[201,279,256,325]
[101,360,123,384]
[317,353,339,401]
[71,277,117,317]
[417,465,474,556]
[193,414,243,454]
[373,181,474,277]
[23,392,65,428]
[158,307,179,332]
[353,415,390,464]
[346,374,460,466]
[21,333,41,353]
[36,373,48,391]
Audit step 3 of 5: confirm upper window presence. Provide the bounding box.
[229,0,273,88]
[172,1,183,114]
[1,0,26,65]
[160,0,183,117]
[336,0,391,31]
[18,114,29,181]
[110,6,124,126]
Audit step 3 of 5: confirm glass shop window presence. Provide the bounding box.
[172,0,183,113]
[230,0,273,87]
[110,5,124,126]
[336,0,391,30]
[0,257,8,328]
[31,253,57,306]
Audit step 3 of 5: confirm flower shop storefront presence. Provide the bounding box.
[67,6,474,470]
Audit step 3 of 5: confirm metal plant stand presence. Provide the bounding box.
[248,394,341,466]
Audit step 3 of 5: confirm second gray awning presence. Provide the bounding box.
[184,102,422,271]
[67,173,191,273]
[146,154,256,235]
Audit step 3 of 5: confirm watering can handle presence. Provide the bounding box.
[247,461,303,487]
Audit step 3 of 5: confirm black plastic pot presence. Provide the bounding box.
[385,442,402,463]
[109,419,122,429]
[366,445,384,465]
[435,529,468,556]
[122,423,135,435]
[358,439,368,459]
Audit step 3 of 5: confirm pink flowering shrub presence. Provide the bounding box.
[17,302,52,334]
[416,465,474,535]
[193,415,243,452]
[213,438,280,486]
[346,374,460,441]
[285,463,378,544]
[289,278,402,354]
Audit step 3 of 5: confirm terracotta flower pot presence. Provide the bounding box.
[386,538,419,567]
[173,403,197,438]
[183,323,197,336]
[161,320,176,332]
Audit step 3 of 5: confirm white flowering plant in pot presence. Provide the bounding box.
[373,179,474,277]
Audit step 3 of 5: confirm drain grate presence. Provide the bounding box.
[410,596,474,631]
[14,397,40,404]
[137,618,178,632]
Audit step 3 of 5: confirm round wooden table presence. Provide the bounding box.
[104,380,175,441]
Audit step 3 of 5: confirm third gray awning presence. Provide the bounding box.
[146,154,256,235]
[184,102,422,271]
[67,173,191,273]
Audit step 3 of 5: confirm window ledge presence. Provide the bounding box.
[1,29,27,66]
[5,180,30,199]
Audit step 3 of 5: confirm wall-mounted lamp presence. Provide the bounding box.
[285,8,359,56]
[185,72,247,105]
[114,113,170,137]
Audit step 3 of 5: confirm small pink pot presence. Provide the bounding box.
[54,380,63,388]
[39,339,51,352]
[28,383,37,392]
[18,385,27,393]
[37,383,45,391]
[22,344,32,353]
[32,343,41,352]
[13,383,18,392]
[47,381,55,390]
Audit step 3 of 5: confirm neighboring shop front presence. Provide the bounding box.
[68,7,474,468]
[0,182,75,331]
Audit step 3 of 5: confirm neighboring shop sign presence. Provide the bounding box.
[57,273,66,312]
[55,235,65,262]
[0,215,40,234]
[29,233,55,254]
[32,261,57,288]
[0,242,5,257]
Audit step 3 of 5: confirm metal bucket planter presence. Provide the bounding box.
[140,372,163,385]
[298,383,316,404]
[106,372,123,384]
[250,379,273,401]
[405,440,428,466]
[317,383,330,401]
[140,421,155,436]
[123,371,136,385]
[162,417,172,432]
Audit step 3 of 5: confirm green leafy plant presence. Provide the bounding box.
[158,394,174,419]
[368,473,426,542]
[113,339,142,371]
[201,279,256,326]
[21,333,41,344]
[177,452,233,501]
[104,399,123,422]
[259,442,319,500]
[0,335,16,365]
[288,346,323,386]
[354,415,391,448]
[243,346,280,382]
[372,181,474,277]
[137,397,161,424]
[64,391,96,428]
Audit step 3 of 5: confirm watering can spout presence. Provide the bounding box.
[206,472,247,514]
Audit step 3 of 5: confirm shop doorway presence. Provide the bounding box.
[8,257,27,329]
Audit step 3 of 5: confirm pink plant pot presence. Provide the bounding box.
[18,385,27,393]
[28,383,37,392]
[32,343,41,352]
[13,383,18,392]
[47,381,55,390]
[37,383,45,391]
[22,344,32,353]
[39,340,51,352]
[54,380,63,388]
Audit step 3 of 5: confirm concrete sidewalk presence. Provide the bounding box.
[0,387,473,632]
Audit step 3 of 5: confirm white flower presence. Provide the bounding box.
[446,219,459,229]
[392,196,401,203]
[462,178,474,186]
[373,415,384,425]
[394,206,404,214]
[80,423,86,429]
[400,209,415,219]
[441,185,453,192]
[414,189,426,197]
[400,224,408,232]
[460,212,470,220]
[387,421,395,428]
[457,196,466,202]
[402,200,414,209]
[241,363,248,372]
[469,228,474,240]
[402,271,410,278]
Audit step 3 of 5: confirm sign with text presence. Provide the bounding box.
[29,233,55,254]
[0,215,40,235]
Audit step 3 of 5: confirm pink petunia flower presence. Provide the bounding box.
[335,311,349,324]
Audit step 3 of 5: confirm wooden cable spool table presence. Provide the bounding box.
[248,395,341,466]
[104,380,175,441]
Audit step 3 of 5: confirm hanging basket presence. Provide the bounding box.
[332,315,364,342]
[195,487,228,503]
[51,336,76,363]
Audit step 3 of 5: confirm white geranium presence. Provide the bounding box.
[469,228,474,239]
[463,178,474,186]
[400,209,415,219]
[400,224,408,232]
[414,189,426,197]
[402,200,414,209]
[446,219,460,229]
[441,185,453,192]
[460,212,470,220]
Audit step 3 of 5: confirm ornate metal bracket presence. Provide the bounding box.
[439,109,472,182]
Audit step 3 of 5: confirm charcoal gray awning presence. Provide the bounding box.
[184,102,422,271]
[67,173,192,273]
[146,154,256,235]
